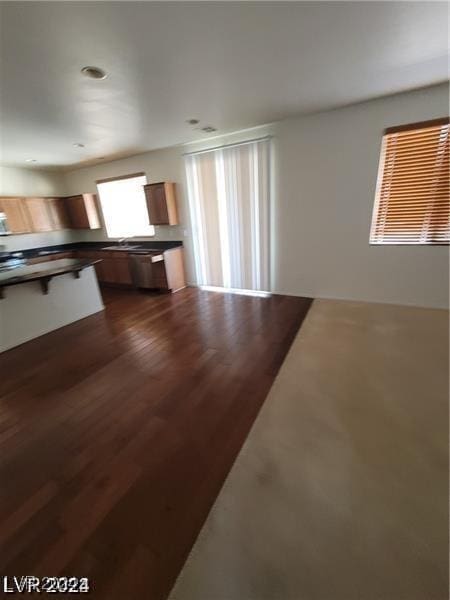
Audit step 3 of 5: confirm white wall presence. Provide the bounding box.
[64,83,448,308]
[3,230,73,252]
[271,83,449,308]
[0,165,73,251]
[0,165,66,196]
[5,83,449,308]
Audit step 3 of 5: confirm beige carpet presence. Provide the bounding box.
[170,299,449,600]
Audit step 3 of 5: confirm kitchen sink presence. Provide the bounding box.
[101,245,143,251]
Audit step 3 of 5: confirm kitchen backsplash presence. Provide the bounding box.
[0,225,185,253]
[0,230,73,252]
[72,224,185,243]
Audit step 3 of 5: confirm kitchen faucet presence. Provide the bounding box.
[118,237,134,247]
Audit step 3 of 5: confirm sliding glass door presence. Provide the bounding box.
[185,138,270,292]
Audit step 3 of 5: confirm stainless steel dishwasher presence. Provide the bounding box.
[129,252,164,289]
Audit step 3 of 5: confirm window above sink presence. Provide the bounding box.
[96,173,155,238]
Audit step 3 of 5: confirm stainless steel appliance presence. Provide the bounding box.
[0,212,10,235]
[130,253,164,289]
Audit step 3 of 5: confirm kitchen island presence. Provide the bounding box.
[0,258,104,352]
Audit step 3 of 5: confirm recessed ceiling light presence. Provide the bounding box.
[202,126,217,133]
[25,158,36,163]
[81,66,107,80]
[73,143,85,148]
[186,119,199,125]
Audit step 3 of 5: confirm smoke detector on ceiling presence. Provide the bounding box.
[202,126,217,133]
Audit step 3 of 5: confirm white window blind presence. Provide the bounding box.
[370,117,449,245]
[185,139,270,291]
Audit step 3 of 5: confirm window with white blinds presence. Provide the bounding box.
[370,117,449,245]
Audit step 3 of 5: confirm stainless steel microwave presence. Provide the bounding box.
[0,212,10,235]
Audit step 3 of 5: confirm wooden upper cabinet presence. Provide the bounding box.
[23,197,53,232]
[0,197,32,234]
[46,197,71,230]
[22,197,71,233]
[0,194,93,234]
[144,182,178,226]
[65,193,101,229]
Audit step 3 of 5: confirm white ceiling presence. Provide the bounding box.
[0,1,448,170]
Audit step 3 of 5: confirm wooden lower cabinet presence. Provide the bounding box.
[113,254,133,285]
[76,251,105,282]
[163,247,186,292]
[27,252,75,265]
[76,251,132,286]
[100,256,118,284]
[74,248,185,291]
[24,248,185,292]
[51,252,75,260]
[151,262,168,288]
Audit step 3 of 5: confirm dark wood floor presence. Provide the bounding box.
[0,286,311,599]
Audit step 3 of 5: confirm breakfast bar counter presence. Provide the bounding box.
[0,258,104,352]
[0,258,101,296]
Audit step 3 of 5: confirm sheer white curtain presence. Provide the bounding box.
[185,139,270,291]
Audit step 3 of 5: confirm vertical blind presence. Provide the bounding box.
[185,139,270,291]
[370,117,449,244]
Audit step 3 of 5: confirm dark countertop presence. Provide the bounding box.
[0,240,183,263]
[0,258,100,295]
